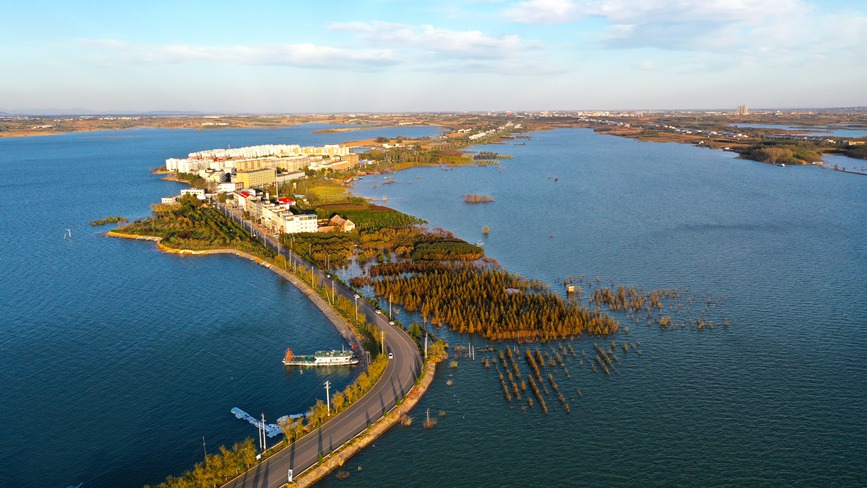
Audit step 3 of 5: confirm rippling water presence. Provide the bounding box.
[321,129,867,487]
[2,126,864,487]
[0,125,439,488]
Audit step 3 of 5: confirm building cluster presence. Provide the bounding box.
[164,144,360,190]
[162,186,356,235]
[578,116,749,139]
[466,122,522,141]
[159,143,360,235]
[231,189,355,235]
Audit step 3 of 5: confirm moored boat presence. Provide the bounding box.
[282,346,360,366]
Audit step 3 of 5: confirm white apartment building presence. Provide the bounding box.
[167,144,352,176]
[281,213,317,234]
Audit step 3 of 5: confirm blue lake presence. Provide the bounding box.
[327,128,867,487]
[0,124,440,488]
[1,125,865,487]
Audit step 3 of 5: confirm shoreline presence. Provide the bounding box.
[7,119,864,171]
[0,121,309,139]
[106,230,433,485]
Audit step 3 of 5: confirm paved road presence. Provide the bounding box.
[218,204,423,488]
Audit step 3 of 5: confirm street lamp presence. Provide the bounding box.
[290,235,295,271]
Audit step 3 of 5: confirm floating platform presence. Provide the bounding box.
[230,407,282,438]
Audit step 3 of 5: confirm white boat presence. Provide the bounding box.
[282,347,359,366]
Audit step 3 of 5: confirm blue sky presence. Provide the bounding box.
[1,0,865,113]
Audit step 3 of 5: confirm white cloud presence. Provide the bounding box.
[585,0,805,25]
[502,0,867,68]
[76,39,398,70]
[328,21,536,59]
[75,20,546,74]
[505,0,581,24]
[592,0,811,52]
[634,60,653,71]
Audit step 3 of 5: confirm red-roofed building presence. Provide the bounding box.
[234,190,258,211]
[329,214,356,232]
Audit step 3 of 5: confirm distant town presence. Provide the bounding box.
[2,109,865,171]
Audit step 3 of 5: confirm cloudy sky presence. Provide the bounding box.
[1,0,865,113]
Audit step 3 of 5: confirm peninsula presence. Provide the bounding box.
[106,109,862,486]
[112,197,439,488]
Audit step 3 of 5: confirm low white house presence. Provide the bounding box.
[181,188,206,200]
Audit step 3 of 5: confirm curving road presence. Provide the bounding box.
[218,204,423,488]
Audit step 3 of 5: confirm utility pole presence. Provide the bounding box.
[257,415,263,451]
[381,330,385,355]
[424,333,428,359]
[324,381,331,415]
[354,294,360,322]
[261,413,267,452]
[389,294,392,318]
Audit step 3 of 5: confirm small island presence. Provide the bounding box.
[463,194,495,204]
[89,216,128,226]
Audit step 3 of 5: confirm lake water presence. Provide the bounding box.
[823,154,867,173]
[732,123,867,138]
[1,126,864,487]
[0,124,440,488]
[324,129,867,487]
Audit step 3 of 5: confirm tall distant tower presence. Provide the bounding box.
[737,104,749,115]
